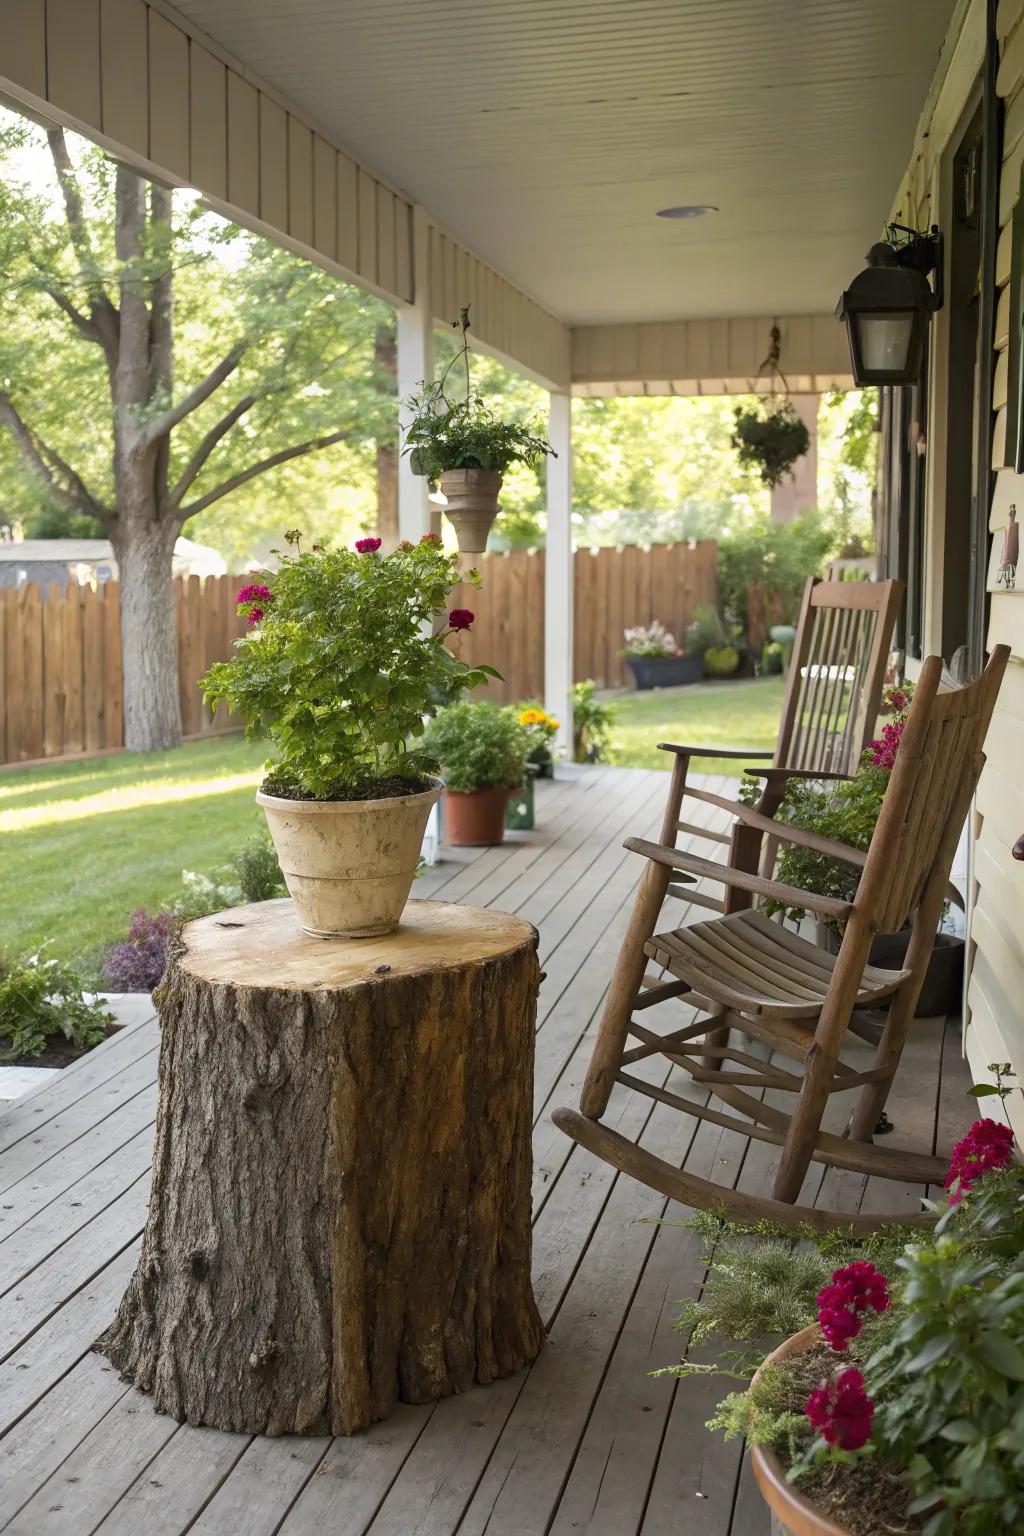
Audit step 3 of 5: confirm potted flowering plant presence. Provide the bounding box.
[422,700,529,845]
[754,683,963,1015]
[402,309,553,553]
[516,703,561,777]
[702,1089,1024,1536]
[619,621,703,690]
[201,531,498,938]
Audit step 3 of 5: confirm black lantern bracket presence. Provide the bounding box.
[882,223,944,312]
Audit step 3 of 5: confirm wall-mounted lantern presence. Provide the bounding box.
[836,225,944,386]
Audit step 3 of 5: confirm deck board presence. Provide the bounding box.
[0,765,972,1536]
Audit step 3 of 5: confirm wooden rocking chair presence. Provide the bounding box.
[553,646,1010,1232]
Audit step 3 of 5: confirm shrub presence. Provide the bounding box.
[684,605,728,656]
[234,831,286,903]
[103,909,174,993]
[704,644,740,678]
[762,640,785,674]
[572,680,617,763]
[0,949,112,1061]
[423,701,529,792]
[202,533,499,800]
[716,509,834,642]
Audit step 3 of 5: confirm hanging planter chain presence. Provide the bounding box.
[731,322,810,490]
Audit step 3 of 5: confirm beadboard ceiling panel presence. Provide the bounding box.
[169,0,954,325]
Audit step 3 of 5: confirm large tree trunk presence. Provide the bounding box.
[115,517,183,752]
[96,897,544,1436]
[374,320,399,547]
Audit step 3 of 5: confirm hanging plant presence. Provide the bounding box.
[730,325,810,489]
[402,306,554,553]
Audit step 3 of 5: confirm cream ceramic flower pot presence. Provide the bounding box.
[439,468,503,552]
[256,777,443,939]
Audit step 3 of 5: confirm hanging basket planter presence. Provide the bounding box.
[403,306,554,554]
[731,325,810,489]
[438,467,503,553]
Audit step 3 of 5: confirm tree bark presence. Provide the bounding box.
[96,898,544,1436]
[374,320,399,547]
[115,518,183,752]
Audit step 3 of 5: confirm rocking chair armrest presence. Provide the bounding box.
[623,837,855,921]
[658,742,773,762]
[682,785,867,870]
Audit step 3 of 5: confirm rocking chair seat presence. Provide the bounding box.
[645,909,908,1020]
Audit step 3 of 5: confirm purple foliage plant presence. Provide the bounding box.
[103,909,174,993]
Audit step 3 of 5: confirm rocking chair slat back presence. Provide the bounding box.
[858,650,1008,936]
[777,578,904,776]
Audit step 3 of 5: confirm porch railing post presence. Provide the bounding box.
[397,205,435,543]
[545,390,574,756]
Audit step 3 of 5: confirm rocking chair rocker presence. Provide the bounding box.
[553,646,1010,1233]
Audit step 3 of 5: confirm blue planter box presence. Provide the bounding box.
[625,653,704,690]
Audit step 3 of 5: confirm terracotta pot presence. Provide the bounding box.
[750,1325,853,1536]
[256,777,443,939]
[443,785,512,846]
[439,468,503,552]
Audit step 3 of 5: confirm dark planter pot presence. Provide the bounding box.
[443,786,512,846]
[816,923,965,1018]
[625,653,703,690]
[506,773,535,831]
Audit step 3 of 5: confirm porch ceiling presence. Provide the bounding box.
[170,0,954,328]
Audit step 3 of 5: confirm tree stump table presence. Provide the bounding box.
[96,897,544,1437]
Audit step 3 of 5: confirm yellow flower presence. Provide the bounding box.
[519,708,545,725]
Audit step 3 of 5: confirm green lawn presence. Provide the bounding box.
[3,675,783,969]
[607,674,784,774]
[2,734,269,969]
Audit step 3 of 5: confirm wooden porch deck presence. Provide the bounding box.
[0,765,970,1536]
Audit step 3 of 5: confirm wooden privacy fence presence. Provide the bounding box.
[0,542,717,765]
[451,539,718,701]
[0,575,245,765]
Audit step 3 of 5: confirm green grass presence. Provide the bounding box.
[2,734,269,969]
[2,675,784,969]
[605,674,785,775]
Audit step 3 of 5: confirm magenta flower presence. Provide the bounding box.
[866,718,905,771]
[945,1117,1015,1204]
[816,1262,889,1350]
[806,1368,874,1451]
[448,608,474,631]
[355,536,382,553]
[237,582,272,607]
[247,607,265,627]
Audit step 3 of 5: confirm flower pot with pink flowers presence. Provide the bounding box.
[661,1077,1024,1535]
[202,531,499,938]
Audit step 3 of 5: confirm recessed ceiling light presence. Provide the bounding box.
[656,204,718,219]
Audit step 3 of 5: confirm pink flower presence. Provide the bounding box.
[355,536,382,553]
[247,607,265,626]
[236,582,272,607]
[886,688,908,711]
[866,718,905,771]
[945,1118,1015,1204]
[448,608,474,631]
[816,1262,889,1350]
[806,1368,874,1451]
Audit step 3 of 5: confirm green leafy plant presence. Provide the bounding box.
[515,702,561,769]
[422,701,529,793]
[0,949,112,1060]
[402,309,553,484]
[234,830,286,903]
[731,400,810,488]
[170,868,242,918]
[684,605,729,656]
[704,644,741,678]
[202,533,499,799]
[571,680,617,763]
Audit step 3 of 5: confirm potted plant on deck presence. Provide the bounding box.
[423,700,529,845]
[697,1094,1024,1535]
[620,621,703,690]
[402,308,554,553]
[201,531,498,938]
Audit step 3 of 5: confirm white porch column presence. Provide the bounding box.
[545,391,574,756]
[397,206,434,542]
